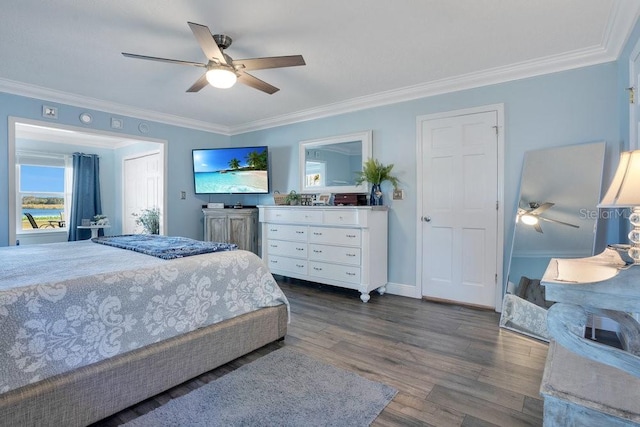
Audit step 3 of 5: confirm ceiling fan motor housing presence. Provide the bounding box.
[213,34,232,50]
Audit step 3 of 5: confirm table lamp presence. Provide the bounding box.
[598,150,640,262]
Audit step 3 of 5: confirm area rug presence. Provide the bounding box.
[122,347,397,427]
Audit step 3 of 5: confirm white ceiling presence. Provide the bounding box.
[1,1,639,135]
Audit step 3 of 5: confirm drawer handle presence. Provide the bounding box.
[270,228,278,232]
[270,244,278,248]
[296,231,304,234]
[270,260,278,264]
[346,272,356,276]
[313,232,323,236]
[313,267,322,271]
[296,264,304,268]
[346,253,356,257]
[313,249,322,253]
[346,234,356,238]
[296,247,304,251]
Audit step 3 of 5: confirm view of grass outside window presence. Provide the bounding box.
[20,164,66,230]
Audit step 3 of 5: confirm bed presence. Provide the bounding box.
[0,237,289,426]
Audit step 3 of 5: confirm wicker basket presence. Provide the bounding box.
[273,192,289,205]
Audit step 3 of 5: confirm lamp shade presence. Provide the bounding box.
[598,150,640,208]
[206,67,237,89]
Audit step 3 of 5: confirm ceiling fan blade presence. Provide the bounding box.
[186,73,209,92]
[237,72,279,94]
[534,223,543,234]
[529,202,554,215]
[538,216,580,229]
[234,55,306,71]
[122,52,206,67]
[188,22,227,64]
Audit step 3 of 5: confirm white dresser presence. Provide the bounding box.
[258,205,388,302]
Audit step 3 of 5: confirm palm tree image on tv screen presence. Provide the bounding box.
[193,146,269,194]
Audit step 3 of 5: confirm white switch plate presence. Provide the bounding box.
[392,189,404,200]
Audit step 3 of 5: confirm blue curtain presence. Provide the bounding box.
[68,153,102,241]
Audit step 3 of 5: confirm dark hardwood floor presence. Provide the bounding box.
[94,279,548,427]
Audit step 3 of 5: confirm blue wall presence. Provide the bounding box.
[233,62,622,291]
[0,92,231,245]
[1,38,634,296]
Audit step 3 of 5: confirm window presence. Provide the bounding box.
[17,153,71,232]
[305,161,326,187]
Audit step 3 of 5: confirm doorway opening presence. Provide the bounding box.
[8,117,167,245]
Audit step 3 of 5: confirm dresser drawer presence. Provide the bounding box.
[308,261,360,284]
[308,244,360,265]
[308,227,361,246]
[263,208,323,224]
[264,224,308,241]
[323,210,361,225]
[267,255,308,275]
[267,240,307,258]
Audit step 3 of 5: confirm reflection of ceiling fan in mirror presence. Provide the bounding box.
[122,22,306,94]
[517,202,579,233]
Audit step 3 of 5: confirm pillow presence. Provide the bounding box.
[517,276,554,309]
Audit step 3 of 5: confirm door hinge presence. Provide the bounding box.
[492,125,498,135]
[496,201,499,210]
[628,87,636,104]
[495,273,498,284]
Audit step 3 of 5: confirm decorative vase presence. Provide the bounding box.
[370,184,383,206]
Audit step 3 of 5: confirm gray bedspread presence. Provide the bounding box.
[0,240,289,394]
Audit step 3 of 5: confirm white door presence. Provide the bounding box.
[124,152,162,234]
[420,111,498,307]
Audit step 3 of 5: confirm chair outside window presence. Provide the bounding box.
[24,212,58,229]
[47,212,65,228]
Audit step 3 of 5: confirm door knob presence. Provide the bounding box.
[423,216,431,222]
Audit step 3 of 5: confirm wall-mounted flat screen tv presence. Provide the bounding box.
[192,146,270,194]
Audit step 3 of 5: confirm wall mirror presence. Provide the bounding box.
[501,141,606,340]
[299,130,372,194]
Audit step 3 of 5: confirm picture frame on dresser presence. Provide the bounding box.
[258,205,388,302]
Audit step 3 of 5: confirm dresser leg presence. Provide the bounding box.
[360,292,371,303]
[377,286,387,295]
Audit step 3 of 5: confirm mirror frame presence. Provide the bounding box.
[299,130,372,194]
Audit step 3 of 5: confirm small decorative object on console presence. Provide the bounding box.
[93,214,109,226]
[300,194,315,206]
[354,158,399,206]
[333,193,367,206]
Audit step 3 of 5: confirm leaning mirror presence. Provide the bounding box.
[501,141,606,341]
[299,131,372,194]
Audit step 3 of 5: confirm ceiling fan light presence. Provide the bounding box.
[521,214,539,226]
[206,67,237,89]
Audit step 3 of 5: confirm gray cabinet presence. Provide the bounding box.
[202,208,258,254]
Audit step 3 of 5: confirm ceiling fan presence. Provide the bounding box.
[516,202,579,234]
[122,22,305,94]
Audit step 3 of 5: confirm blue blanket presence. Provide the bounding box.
[92,234,237,260]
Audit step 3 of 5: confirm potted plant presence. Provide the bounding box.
[132,207,160,234]
[355,158,399,205]
[284,190,301,206]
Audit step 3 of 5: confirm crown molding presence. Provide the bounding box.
[230,2,640,135]
[230,45,614,134]
[2,2,638,137]
[0,78,232,135]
